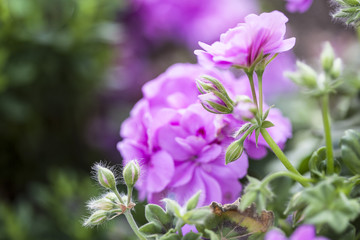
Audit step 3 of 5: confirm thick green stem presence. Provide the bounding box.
[256,71,264,116]
[261,171,313,188]
[245,71,259,109]
[124,212,147,240]
[260,128,310,187]
[321,94,334,174]
[114,188,146,240]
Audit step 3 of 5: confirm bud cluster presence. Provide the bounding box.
[196,75,234,114]
[285,42,343,96]
[84,160,140,227]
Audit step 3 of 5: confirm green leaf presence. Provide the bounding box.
[204,230,219,240]
[162,199,182,218]
[255,128,260,147]
[261,121,274,129]
[182,208,212,225]
[182,231,202,240]
[159,232,181,240]
[185,191,201,211]
[340,130,360,175]
[308,146,327,178]
[262,105,274,121]
[139,222,163,235]
[145,204,173,230]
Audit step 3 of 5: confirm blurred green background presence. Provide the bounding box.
[0,0,359,239]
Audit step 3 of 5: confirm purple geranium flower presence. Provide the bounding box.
[118,63,292,205]
[265,225,329,240]
[195,11,295,69]
[286,0,313,13]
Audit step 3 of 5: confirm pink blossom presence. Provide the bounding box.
[265,225,329,240]
[195,11,295,69]
[286,0,313,13]
[118,63,292,205]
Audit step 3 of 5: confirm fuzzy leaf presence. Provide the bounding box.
[340,129,360,175]
[261,121,274,129]
[162,199,182,218]
[145,204,173,230]
[185,191,201,211]
[182,208,212,225]
[139,222,163,235]
[182,232,202,240]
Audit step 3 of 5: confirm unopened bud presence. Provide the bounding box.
[123,160,140,188]
[225,139,244,164]
[96,165,116,190]
[198,92,233,114]
[83,210,108,227]
[88,197,116,211]
[196,75,226,95]
[330,58,343,79]
[321,42,335,73]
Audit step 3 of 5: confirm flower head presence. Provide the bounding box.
[195,11,295,69]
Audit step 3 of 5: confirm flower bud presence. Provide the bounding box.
[198,92,233,114]
[83,210,108,227]
[88,197,116,211]
[330,58,342,79]
[225,139,244,164]
[321,42,335,73]
[286,61,317,88]
[196,75,226,95]
[96,165,117,190]
[123,160,140,188]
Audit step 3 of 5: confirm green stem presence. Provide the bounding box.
[127,186,133,206]
[114,188,146,240]
[124,212,147,240]
[321,94,334,174]
[245,71,259,110]
[256,71,263,117]
[260,128,310,187]
[261,171,313,188]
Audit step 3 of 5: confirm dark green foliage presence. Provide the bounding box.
[0,0,122,199]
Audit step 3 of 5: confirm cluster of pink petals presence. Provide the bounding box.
[118,63,292,206]
[195,11,296,69]
[286,0,313,13]
[265,225,329,240]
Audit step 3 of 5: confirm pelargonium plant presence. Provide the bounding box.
[84,8,360,240]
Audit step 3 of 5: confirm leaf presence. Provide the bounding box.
[185,191,201,211]
[340,129,360,175]
[159,232,181,240]
[145,204,173,230]
[182,208,212,225]
[139,222,163,235]
[261,121,274,129]
[162,199,182,218]
[199,199,274,240]
[308,146,327,178]
[205,230,219,240]
[182,231,202,240]
[262,105,274,121]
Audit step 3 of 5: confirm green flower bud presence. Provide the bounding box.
[225,139,244,164]
[83,210,108,227]
[330,58,343,79]
[123,160,140,188]
[96,165,116,190]
[321,42,335,73]
[88,197,116,211]
[285,61,317,88]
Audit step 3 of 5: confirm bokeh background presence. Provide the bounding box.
[0,0,359,239]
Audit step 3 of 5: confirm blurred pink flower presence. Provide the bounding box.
[265,225,328,240]
[195,11,295,69]
[286,0,313,13]
[129,0,258,48]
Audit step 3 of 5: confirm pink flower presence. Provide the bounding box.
[265,225,329,240]
[118,63,292,205]
[286,0,313,13]
[195,11,295,69]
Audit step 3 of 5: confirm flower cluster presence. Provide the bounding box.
[118,63,292,206]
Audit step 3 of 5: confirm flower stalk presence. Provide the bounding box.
[245,70,259,110]
[321,94,334,174]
